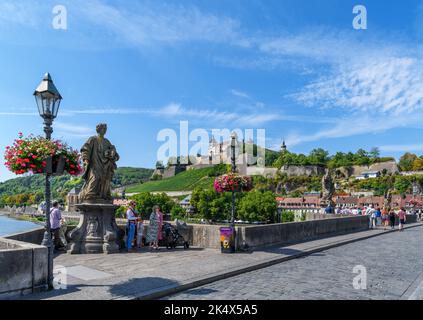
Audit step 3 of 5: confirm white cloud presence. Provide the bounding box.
[54,122,94,138]
[285,111,423,148]
[0,1,43,27]
[230,89,250,99]
[379,144,423,153]
[73,0,249,47]
[294,57,423,116]
[0,111,38,116]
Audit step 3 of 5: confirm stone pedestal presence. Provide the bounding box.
[68,203,122,254]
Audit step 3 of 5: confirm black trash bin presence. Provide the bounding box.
[220,227,236,253]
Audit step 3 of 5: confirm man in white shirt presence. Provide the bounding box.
[365,205,376,229]
[50,201,65,251]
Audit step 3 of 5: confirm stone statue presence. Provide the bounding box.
[79,123,120,204]
[321,169,335,210]
[68,123,122,254]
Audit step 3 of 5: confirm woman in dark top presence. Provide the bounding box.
[389,209,396,230]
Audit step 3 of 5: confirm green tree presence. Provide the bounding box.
[170,205,185,219]
[398,153,417,172]
[308,148,329,165]
[370,147,380,159]
[237,191,277,223]
[354,149,371,166]
[394,176,412,195]
[412,157,423,171]
[130,192,176,219]
[281,210,295,223]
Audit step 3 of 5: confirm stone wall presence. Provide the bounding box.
[280,165,326,177]
[5,227,45,244]
[0,238,48,298]
[348,161,399,177]
[239,216,369,249]
[187,216,373,249]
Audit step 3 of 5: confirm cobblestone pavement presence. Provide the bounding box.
[167,226,423,300]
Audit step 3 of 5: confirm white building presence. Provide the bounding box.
[356,171,380,180]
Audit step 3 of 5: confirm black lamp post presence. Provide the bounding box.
[230,132,237,229]
[34,73,62,289]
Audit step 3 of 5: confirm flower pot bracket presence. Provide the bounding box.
[42,156,66,175]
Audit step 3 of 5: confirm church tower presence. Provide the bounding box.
[281,139,287,153]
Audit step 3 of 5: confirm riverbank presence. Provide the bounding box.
[0,215,42,237]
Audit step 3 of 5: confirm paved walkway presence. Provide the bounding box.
[168,224,423,300]
[17,223,423,300]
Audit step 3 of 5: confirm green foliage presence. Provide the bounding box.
[308,148,330,165]
[398,153,417,171]
[281,210,295,223]
[394,176,412,195]
[170,205,186,220]
[190,187,234,221]
[130,192,176,219]
[0,167,153,207]
[274,148,394,169]
[348,174,423,196]
[127,165,229,193]
[151,174,162,181]
[112,167,154,187]
[237,191,277,223]
[115,206,126,218]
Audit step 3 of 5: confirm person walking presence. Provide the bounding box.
[382,207,389,230]
[126,201,138,252]
[50,201,65,252]
[146,205,164,250]
[398,207,406,232]
[389,209,396,230]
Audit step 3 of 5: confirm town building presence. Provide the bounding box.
[356,171,381,180]
[66,187,81,212]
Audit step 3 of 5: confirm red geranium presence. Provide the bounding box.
[214,173,252,193]
[4,133,82,176]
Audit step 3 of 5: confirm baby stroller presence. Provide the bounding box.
[162,222,190,250]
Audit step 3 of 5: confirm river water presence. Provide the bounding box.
[0,214,41,237]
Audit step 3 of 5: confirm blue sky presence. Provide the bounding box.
[1,0,423,181]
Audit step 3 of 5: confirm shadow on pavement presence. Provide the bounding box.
[175,288,219,296]
[17,277,180,300]
[109,277,180,299]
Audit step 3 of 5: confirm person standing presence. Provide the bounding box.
[382,207,389,230]
[375,206,382,227]
[366,205,375,229]
[398,207,406,232]
[389,209,396,230]
[136,216,145,248]
[50,201,65,252]
[126,201,138,252]
[146,205,164,250]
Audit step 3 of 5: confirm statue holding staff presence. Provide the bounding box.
[79,123,120,203]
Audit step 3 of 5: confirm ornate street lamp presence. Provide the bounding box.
[34,73,62,289]
[230,132,237,229]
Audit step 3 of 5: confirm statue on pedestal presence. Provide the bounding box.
[69,124,123,254]
[321,168,335,213]
[79,123,119,203]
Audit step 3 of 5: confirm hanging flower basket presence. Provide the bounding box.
[4,133,82,176]
[214,173,252,193]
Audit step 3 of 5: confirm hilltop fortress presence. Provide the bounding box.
[152,138,400,180]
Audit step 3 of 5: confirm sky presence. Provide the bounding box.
[1,0,423,181]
